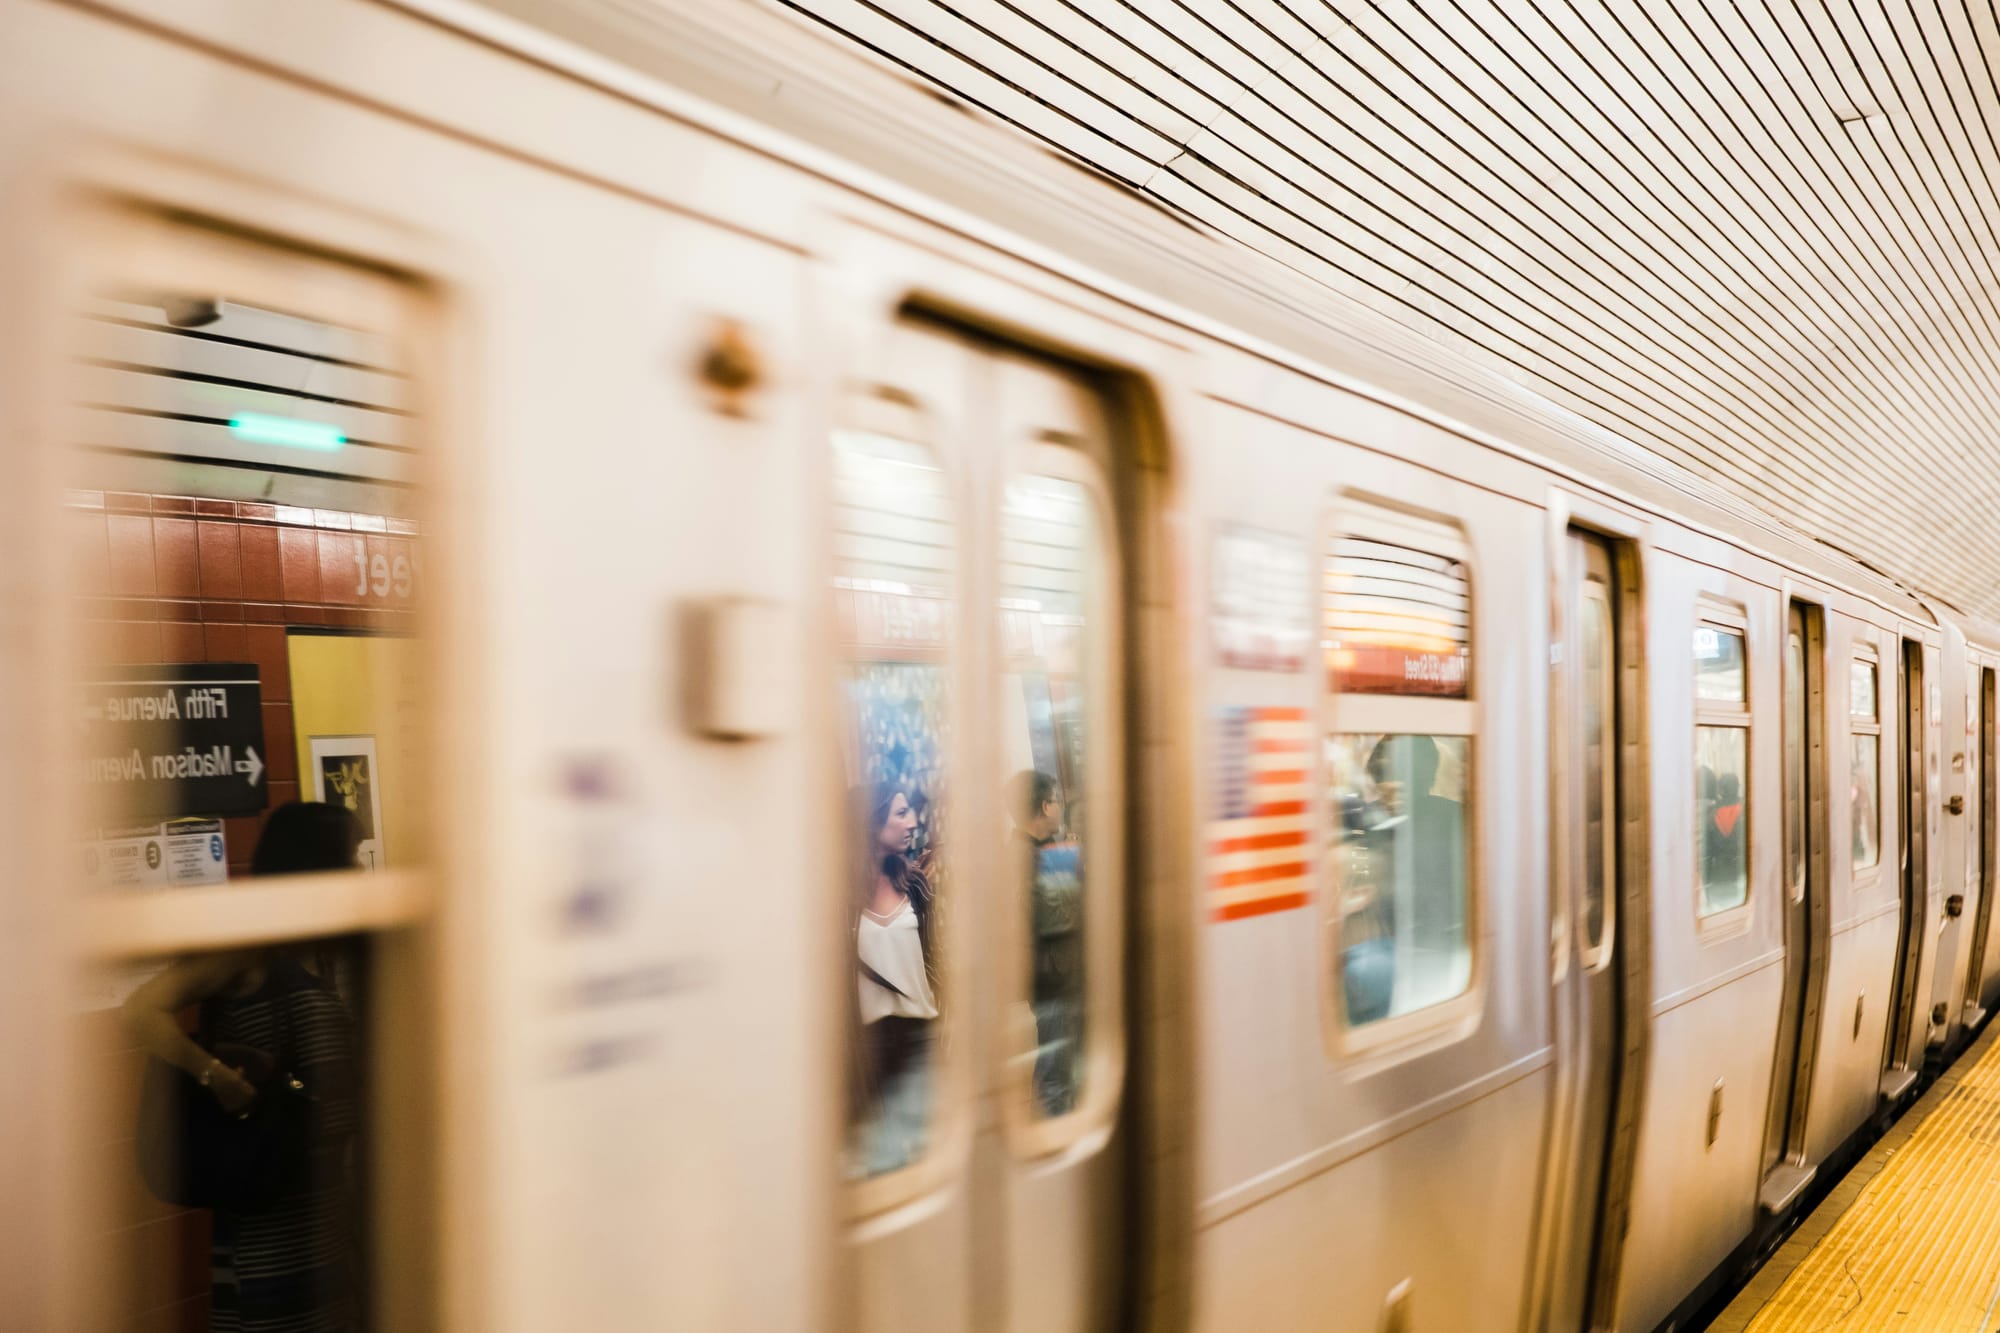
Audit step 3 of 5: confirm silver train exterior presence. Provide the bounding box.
[2,1,1997,1330]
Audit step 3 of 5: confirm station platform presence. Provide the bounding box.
[1714,1021,2000,1332]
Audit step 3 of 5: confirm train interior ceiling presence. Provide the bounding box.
[5,1,2000,1332]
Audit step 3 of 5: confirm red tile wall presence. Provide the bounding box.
[70,491,422,878]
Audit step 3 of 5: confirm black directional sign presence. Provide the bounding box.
[79,663,269,819]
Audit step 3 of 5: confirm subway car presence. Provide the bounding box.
[1,1,1995,1331]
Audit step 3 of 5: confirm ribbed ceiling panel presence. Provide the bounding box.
[777,0,2000,615]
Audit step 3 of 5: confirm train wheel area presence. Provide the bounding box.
[1707,1018,2000,1331]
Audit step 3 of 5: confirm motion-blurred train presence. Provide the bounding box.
[1,2,1993,1331]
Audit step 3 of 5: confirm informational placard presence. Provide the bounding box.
[1212,526,1312,672]
[78,664,267,818]
[83,818,228,891]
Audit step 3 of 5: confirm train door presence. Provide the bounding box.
[1928,634,1976,1047]
[832,318,1131,1333]
[1884,638,1928,1096]
[1543,527,1647,1333]
[1759,602,1826,1211]
[1964,667,1996,1023]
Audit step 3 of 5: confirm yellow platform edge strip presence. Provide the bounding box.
[1717,1021,2000,1333]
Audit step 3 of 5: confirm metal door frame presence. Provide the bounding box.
[1527,496,1652,1333]
[1759,597,1829,1209]
[1885,637,1927,1085]
[1965,665,1997,1022]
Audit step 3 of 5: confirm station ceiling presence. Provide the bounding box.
[779,0,2000,619]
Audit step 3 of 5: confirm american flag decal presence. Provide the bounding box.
[1210,706,1312,921]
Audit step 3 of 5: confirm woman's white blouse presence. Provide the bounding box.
[858,899,938,1022]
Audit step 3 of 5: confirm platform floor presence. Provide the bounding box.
[1713,1019,2000,1332]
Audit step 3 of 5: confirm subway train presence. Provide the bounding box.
[1,2,1995,1331]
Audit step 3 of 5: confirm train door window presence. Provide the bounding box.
[830,423,957,1181]
[1852,653,1882,872]
[57,207,437,1329]
[1695,615,1751,916]
[1968,670,1984,907]
[998,451,1116,1129]
[1785,630,1806,896]
[1977,667,1998,995]
[1323,503,1474,1034]
[1578,570,1617,968]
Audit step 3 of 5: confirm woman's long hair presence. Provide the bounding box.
[850,780,941,999]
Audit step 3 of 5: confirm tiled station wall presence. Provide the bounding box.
[69,489,422,875]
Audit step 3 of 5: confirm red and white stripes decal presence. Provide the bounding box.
[1209,706,1312,921]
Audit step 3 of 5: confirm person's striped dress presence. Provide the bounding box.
[203,959,358,1333]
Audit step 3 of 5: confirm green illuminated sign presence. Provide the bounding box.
[228,413,345,452]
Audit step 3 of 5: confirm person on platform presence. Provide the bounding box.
[124,801,363,1333]
[1010,769,1084,1114]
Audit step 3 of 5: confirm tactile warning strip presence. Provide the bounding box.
[1714,1021,2000,1332]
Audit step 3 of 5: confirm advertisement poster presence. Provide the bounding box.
[309,734,385,869]
[289,634,420,868]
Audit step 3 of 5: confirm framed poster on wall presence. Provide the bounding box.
[308,734,385,869]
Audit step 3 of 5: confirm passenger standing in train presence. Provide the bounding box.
[1706,772,1747,906]
[851,781,940,1174]
[123,802,362,1333]
[1009,770,1084,1115]
[1345,736,1466,1021]
[1366,736,1463,918]
[1852,770,1877,866]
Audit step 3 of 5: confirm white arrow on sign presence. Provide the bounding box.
[236,747,265,788]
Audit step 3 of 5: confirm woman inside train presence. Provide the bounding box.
[851,779,941,1175]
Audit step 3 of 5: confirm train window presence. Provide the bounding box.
[1580,584,1616,960]
[1327,733,1472,1024]
[1852,660,1879,719]
[1000,472,1100,1120]
[1696,621,1751,916]
[1852,653,1882,871]
[1696,625,1748,703]
[1324,506,1474,1032]
[56,209,436,1328]
[1325,527,1470,698]
[1786,630,1806,895]
[831,428,955,1179]
[1968,670,1984,915]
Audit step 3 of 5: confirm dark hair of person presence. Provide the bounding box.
[1368,734,1440,794]
[1009,769,1058,827]
[250,801,363,877]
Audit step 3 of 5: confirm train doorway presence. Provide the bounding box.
[1884,638,1928,1097]
[1968,668,1998,1023]
[830,316,1143,1333]
[1759,602,1827,1212]
[1542,527,1649,1332]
